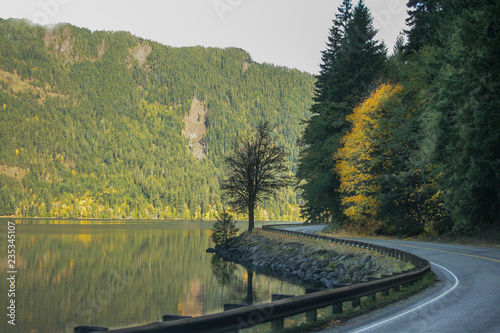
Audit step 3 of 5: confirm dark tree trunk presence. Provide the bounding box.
[248,203,255,232]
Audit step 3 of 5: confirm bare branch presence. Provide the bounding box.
[221,121,292,231]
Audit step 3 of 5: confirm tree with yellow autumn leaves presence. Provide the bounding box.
[335,84,403,234]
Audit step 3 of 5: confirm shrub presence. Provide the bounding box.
[211,211,239,245]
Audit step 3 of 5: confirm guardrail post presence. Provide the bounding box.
[381,274,392,296]
[401,271,415,288]
[366,277,377,301]
[331,302,343,314]
[351,297,361,308]
[223,304,249,333]
[305,289,322,322]
[270,294,294,331]
[74,327,108,333]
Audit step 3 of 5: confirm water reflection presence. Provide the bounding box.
[210,256,257,306]
[0,219,306,332]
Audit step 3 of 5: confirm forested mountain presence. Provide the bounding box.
[299,0,499,237]
[0,19,315,220]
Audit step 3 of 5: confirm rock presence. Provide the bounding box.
[311,249,332,256]
[214,232,399,289]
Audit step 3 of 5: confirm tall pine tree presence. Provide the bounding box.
[430,1,500,233]
[404,0,445,53]
[296,0,386,223]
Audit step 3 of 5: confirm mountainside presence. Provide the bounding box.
[0,19,315,220]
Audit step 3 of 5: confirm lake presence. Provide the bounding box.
[0,219,308,332]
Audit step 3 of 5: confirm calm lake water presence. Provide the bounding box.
[0,219,307,332]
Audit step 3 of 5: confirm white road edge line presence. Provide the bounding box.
[351,262,460,333]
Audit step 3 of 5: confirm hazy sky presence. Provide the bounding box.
[0,0,409,74]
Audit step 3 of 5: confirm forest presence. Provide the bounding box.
[297,0,499,237]
[0,18,315,220]
[2,0,499,237]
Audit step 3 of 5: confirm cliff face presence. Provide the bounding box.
[184,97,208,160]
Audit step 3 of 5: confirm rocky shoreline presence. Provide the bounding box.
[207,230,405,289]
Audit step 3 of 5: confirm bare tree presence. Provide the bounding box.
[221,121,291,232]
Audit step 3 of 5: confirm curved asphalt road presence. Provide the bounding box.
[281,225,500,333]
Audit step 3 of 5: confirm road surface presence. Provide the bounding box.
[282,225,500,333]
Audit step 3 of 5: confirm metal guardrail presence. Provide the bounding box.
[77,224,431,333]
[262,224,429,267]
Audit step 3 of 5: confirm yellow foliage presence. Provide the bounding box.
[335,84,403,229]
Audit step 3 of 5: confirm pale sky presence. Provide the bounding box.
[0,0,408,74]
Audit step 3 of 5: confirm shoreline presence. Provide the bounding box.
[209,229,410,289]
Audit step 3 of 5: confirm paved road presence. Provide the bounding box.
[282,225,500,333]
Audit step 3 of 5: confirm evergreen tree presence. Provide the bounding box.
[430,1,500,233]
[210,211,239,245]
[404,0,445,53]
[296,0,386,223]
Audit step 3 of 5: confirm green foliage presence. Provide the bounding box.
[303,1,499,237]
[335,84,403,234]
[296,0,386,223]
[210,211,239,245]
[384,1,500,235]
[428,1,500,233]
[405,0,446,53]
[0,19,314,220]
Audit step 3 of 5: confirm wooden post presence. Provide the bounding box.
[351,297,361,308]
[305,289,321,322]
[222,304,249,333]
[366,277,377,301]
[331,302,342,314]
[380,275,392,296]
[271,294,294,331]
